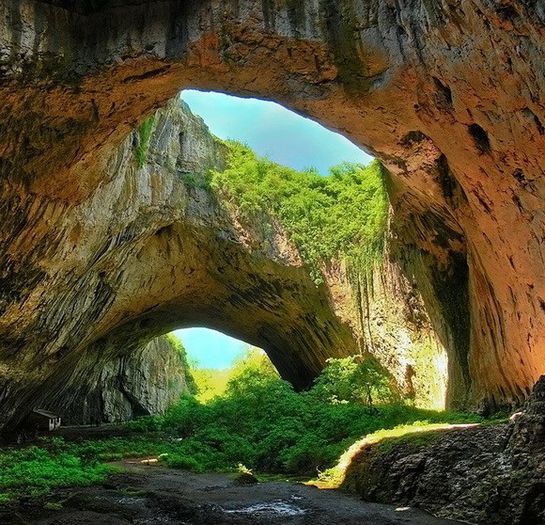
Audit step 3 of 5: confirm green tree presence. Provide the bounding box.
[210,142,388,283]
[310,356,399,407]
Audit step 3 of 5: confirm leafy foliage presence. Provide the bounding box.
[0,444,111,501]
[191,368,232,402]
[210,143,388,282]
[191,347,276,402]
[122,356,480,476]
[227,347,278,383]
[310,355,400,406]
[135,116,155,168]
[1,358,484,503]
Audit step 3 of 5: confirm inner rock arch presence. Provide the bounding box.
[0,100,446,429]
[1,0,545,412]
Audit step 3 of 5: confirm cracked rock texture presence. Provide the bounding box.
[342,376,545,524]
[60,335,193,425]
[2,0,545,410]
[0,98,445,428]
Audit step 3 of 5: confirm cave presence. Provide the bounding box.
[0,95,450,429]
[2,0,545,426]
[2,2,545,522]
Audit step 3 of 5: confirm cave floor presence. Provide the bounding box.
[1,460,460,525]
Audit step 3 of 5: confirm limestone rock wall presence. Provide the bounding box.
[58,335,193,425]
[0,100,360,430]
[2,0,544,409]
[323,251,449,410]
[0,96,446,429]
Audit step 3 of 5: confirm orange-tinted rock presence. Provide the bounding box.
[1,1,544,411]
[0,100,443,429]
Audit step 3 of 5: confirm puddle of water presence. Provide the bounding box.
[222,500,306,517]
[133,515,178,525]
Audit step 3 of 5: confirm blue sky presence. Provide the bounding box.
[174,90,372,369]
[180,90,372,174]
[174,327,250,370]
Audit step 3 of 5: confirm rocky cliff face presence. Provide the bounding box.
[371,257,448,409]
[0,99,355,430]
[2,0,544,409]
[324,253,448,409]
[59,335,193,425]
[341,377,545,524]
[0,96,445,429]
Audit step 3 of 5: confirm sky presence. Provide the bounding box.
[174,90,373,369]
[174,327,250,370]
[180,90,372,174]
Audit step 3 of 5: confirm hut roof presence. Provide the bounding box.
[32,409,59,419]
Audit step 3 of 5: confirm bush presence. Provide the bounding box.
[210,143,388,283]
[0,445,111,500]
[0,359,485,504]
[117,357,481,476]
[310,355,400,407]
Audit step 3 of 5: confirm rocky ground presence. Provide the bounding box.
[0,461,458,525]
[341,377,545,524]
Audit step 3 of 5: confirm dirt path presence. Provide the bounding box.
[2,461,460,524]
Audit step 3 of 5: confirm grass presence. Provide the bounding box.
[314,422,476,488]
[0,356,491,505]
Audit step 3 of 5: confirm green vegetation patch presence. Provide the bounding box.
[135,115,156,168]
[191,347,277,402]
[124,355,480,476]
[0,356,484,505]
[210,142,389,282]
[0,443,112,502]
[312,355,399,406]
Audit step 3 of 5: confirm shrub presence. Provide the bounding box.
[0,359,486,505]
[0,445,111,500]
[210,143,388,283]
[310,356,400,407]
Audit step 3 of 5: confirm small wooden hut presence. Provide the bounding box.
[25,409,61,431]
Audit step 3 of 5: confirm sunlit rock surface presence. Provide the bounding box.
[342,377,545,524]
[2,1,545,410]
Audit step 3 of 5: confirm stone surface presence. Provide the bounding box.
[342,376,545,524]
[2,1,544,409]
[0,462,460,525]
[58,335,193,425]
[0,97,444,429]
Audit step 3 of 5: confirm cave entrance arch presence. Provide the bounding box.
[173,327,276,398]
[2,0,545,415]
